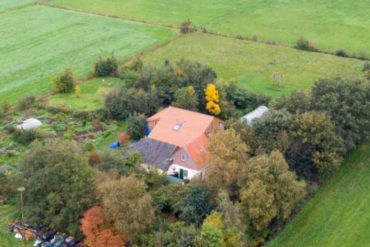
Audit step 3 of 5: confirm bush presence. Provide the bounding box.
[17,95,36,110]
[12,128,42,145]
[296,36,317,51]
[127,113,146,140]
[1,101,11,114]
[52,68,75,93]
[118,132,130,145]
[335,49,348,57]
[94,54,118,77]
[362,62,370,72]
[119,69,140,88]
[88,151,101,166]
[127,56,143,72]
[180,19,196,34]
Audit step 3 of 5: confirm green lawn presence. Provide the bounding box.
[141,33,364,96]
[48,0,370,55]
[0,205,33,247]
[47,77,122,111]
[267,145,370,247]
[0,5,177,104]
[0,0,38,12]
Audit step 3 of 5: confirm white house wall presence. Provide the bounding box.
[167,164,200,180]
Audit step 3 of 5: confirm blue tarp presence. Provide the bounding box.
[145,121,150,136]
[109,141,120,150]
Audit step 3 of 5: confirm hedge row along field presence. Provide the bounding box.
[268,145,370,247]
[141,33,364,96]
[0,5,177,103]
[0,0,37,12]
[48,0,370,56]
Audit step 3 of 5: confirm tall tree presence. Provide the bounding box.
[98,175,155,242]
[289,112,343,179]
[81,206,124,247]
[216,191,246,242]
[311,78,370,152]
[180,185,213,225]
[207,129,249,199]
[239,151,306,238]
[198,212,224,247]
[20,140,95,236]
[205,84,221,115]
[173,86,199,111]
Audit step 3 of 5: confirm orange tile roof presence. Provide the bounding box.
[185,134,210,169]
[148,106,215,147]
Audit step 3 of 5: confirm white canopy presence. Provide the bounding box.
[16,118,42,130]
[241,106,269,125]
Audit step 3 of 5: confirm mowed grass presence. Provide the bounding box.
[0,5,177,104]
[47,77,122,111]
[0,205,33,247]
[141,33,364,96]
[48,0,370,55]
[267,145,370,247]
[0,0,38,12]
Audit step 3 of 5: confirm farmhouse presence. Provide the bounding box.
[125,106,224,180]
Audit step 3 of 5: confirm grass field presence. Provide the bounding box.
[0,205,33,247]
[141,33,364,96]
[0,5,176,104]
[48,0,370,55]
[47,77,122,111]
[267,145,370,247]
[0,0,37,12]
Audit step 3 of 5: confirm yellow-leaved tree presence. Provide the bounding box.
[205,84,221,115]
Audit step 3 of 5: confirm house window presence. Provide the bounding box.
[181,153,186,161]
[183,169,188,178]
[173,122,183,131]
[199,148,204,155]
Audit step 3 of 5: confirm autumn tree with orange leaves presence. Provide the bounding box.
[81,206,124,247]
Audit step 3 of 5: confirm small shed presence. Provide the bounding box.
[241,106,269,125]
[16,118,42,130]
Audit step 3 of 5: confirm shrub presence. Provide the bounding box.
[88,151,101,166]
[52,68,75,93]
[180,19,196,34]
[296,36,317,51]
[94,54,118,77]
[12,128,42,145]
[252,35,258,41]
[17,95,36,110]
[1,101,11,114]
[362,62,370,72]
[127,113,146,140]
[119,69,140,88]
[118,132,130,145]
[127,56,143,72]
[335,49,348,57]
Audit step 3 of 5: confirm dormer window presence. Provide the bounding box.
[173,122,183,131]
[200,148,204,155]
[181,153,186,161]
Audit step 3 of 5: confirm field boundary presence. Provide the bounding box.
[41,1,369,61]
[0,1,40,16]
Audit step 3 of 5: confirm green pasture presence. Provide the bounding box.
[0,5,176,104]
[48,0,370,55]
[267,145,370,247]
[141,33,364,96]
[0,0,37,12]
[47,77,122,111]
